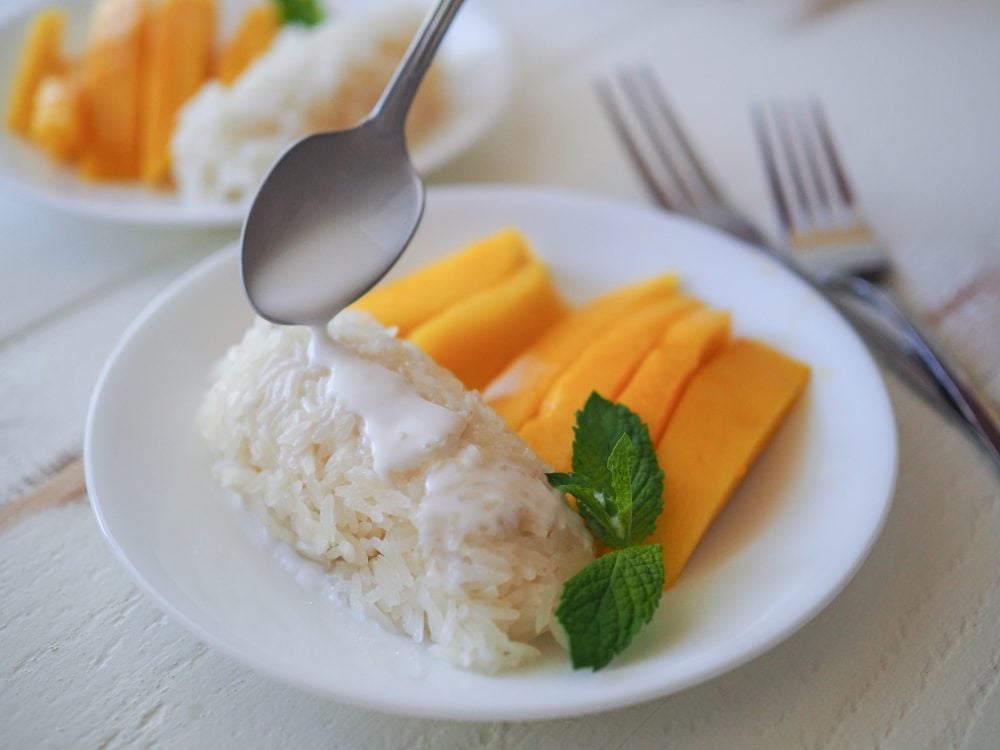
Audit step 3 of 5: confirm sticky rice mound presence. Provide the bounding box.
[172,2,447,204]
[198,313,593,671]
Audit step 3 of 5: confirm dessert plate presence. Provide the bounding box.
[85,186,897,719]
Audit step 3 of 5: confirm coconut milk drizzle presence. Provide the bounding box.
[307,325,462,477]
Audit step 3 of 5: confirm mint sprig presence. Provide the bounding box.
[547,393,663,548]
[272,0,324,26]
[546,392,667,670]
[556,545,665,670]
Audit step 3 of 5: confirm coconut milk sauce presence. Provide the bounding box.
[307,325,463,477]
[417,445,523,545]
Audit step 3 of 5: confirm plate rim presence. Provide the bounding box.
[84,184,898,720]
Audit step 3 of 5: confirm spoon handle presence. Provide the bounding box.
[371,0,467,133]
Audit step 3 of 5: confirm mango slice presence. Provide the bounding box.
[28,72,84,161]
[518,296,700,471]
[653,339,810,587]
[79,0,148,180]
[217,2,280,85]
[354,229,532,337]
[5,9,67,135]
[408,260,566,391]
[141,0,216,185]
[484,274,679,431]
[618,308,732,445]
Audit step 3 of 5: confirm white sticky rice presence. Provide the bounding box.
[198,313,593,671]
[172,1,447,203]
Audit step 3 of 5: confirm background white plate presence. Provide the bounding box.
[85,186,897,720]
[0,0,512,226]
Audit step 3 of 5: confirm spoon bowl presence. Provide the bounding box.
[240,0,465,328]
[242,121,423,326]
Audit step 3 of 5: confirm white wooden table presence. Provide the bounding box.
[4,0,1000,747]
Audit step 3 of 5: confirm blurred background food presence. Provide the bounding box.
[3,0,447,202]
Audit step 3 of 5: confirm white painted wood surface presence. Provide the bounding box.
[3,0,999,747]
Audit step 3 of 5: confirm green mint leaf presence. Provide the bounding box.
[607,433,634,541]
[556,545,664,670]
[571,393,664,545]
[624,429,663,545]
[272,0,324,26]
[546,471,626,548]
[571,392,628,487]
[552,394,669,669]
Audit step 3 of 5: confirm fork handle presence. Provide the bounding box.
[825,292,946,405]
[823,273,1000,469]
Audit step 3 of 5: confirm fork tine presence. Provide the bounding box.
[750,105,793,238]
[772,102,815,228]
[598,66,725,213]
[792,101,833,218]
[635,67,724,205]
[594,77,677,211]
[755,99,889,279]
[597,66,768,245]
[615,67,698,209]
[809,100,855,207]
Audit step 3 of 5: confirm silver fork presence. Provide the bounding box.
[751,101,889,280]
[596,66,1000,468]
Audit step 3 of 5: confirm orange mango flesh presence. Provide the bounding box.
[653,339,810,588]
[408,260,566,391]
[217,2,280,85]
[618,308,732,445]
[140,0,216,185]
[518,296,700,472]
[354,229,532,338]
[28,72,84,161]
[5,1,279,180]
[5,9,67,135]
[484,274,679,431]
[79,0,148,180]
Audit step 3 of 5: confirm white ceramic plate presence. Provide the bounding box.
[0,0,512,226]
[85,186,897,720]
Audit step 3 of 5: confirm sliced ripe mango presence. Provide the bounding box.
[28,72,84,161]
[518,296,700,471]
[354,229,533,337]
[217,2,280,85]
[653,339,809,588]
[5,9,67,135]
[408,260,566,391]
[141,0,216,185]
[484,274,679,431]
[79,0,148,180]
[619,308,731,444]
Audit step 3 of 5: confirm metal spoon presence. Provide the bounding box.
[241,0,466,326]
